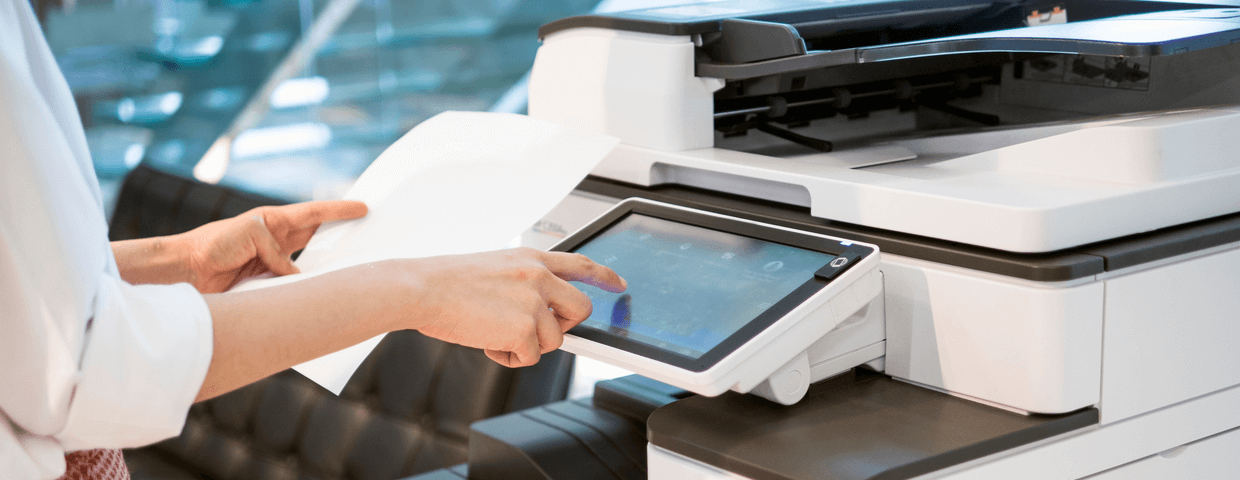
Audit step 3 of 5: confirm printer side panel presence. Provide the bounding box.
[882,254,1104,414]
[529,28,725,152]
[1100,243,1240,424]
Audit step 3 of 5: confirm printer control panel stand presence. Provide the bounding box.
[751,269,885,405]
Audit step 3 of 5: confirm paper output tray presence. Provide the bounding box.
[647,370,1099,480]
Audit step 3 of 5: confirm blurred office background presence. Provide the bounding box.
[41,0,604,214]
[34,0,674,478]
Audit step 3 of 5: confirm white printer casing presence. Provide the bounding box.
[524,2,1240,478]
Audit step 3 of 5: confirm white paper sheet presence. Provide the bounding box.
[230,111,619,394]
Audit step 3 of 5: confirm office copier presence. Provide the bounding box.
[514,0,1240,479]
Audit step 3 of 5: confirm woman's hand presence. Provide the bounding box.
[198,246,626,399]
[112,201,367,293]
[178,201,368,293]
[396,248,627,368]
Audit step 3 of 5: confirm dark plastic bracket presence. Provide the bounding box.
[704,19,807,64]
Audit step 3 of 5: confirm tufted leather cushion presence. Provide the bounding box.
[130,312,574,480]
[116,165,576,480]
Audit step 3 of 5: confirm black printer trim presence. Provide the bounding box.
[576,176,1240,282]
[537,0,997,39]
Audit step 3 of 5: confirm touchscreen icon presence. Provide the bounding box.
[722,252,736,260]
[764,261,784,272]
[680,243,692,250]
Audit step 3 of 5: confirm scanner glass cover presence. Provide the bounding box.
[571,214,835,359]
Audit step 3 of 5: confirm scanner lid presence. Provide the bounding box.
[701,8,1240,79]
[862,8,1240,62]
[541,1,1240,80]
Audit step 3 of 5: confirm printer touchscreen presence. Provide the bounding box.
[570,214,835,360]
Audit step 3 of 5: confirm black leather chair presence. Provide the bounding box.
[115,165,575,480]
[405,374,689,480]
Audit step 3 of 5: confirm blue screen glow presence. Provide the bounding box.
[572,214,834,359]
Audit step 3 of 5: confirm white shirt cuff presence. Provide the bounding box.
[57,279,213,450]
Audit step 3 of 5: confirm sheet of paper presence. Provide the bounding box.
[230,111,619,394]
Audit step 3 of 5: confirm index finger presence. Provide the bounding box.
[271,200,369,229]
[540,252,627,293]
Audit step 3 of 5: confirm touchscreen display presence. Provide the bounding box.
[571,214,835,359]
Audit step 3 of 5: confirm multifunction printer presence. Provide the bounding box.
[518,0,1240,478]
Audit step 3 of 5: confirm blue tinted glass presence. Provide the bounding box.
[572,214,834,359]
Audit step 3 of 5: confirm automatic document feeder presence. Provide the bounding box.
[516,0,1240,478]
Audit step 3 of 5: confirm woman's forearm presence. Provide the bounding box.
[111,237,192,286]
[196,262,410,401]
[193,248,625,403]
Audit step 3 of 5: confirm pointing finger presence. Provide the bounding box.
[264,200,368,251]
[541,252,627,293]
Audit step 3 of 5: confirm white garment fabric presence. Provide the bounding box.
[0,1,214,479]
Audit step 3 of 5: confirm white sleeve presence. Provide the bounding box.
[0,225,214,452]
[0,0,214,472]
[0,232,212,479]
[57,278,214,451]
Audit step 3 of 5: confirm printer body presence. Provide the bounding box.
[522,1,1240,478]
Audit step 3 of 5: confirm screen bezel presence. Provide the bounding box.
[553,199,874,373]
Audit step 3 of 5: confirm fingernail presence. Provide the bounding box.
[620,277,628,289]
